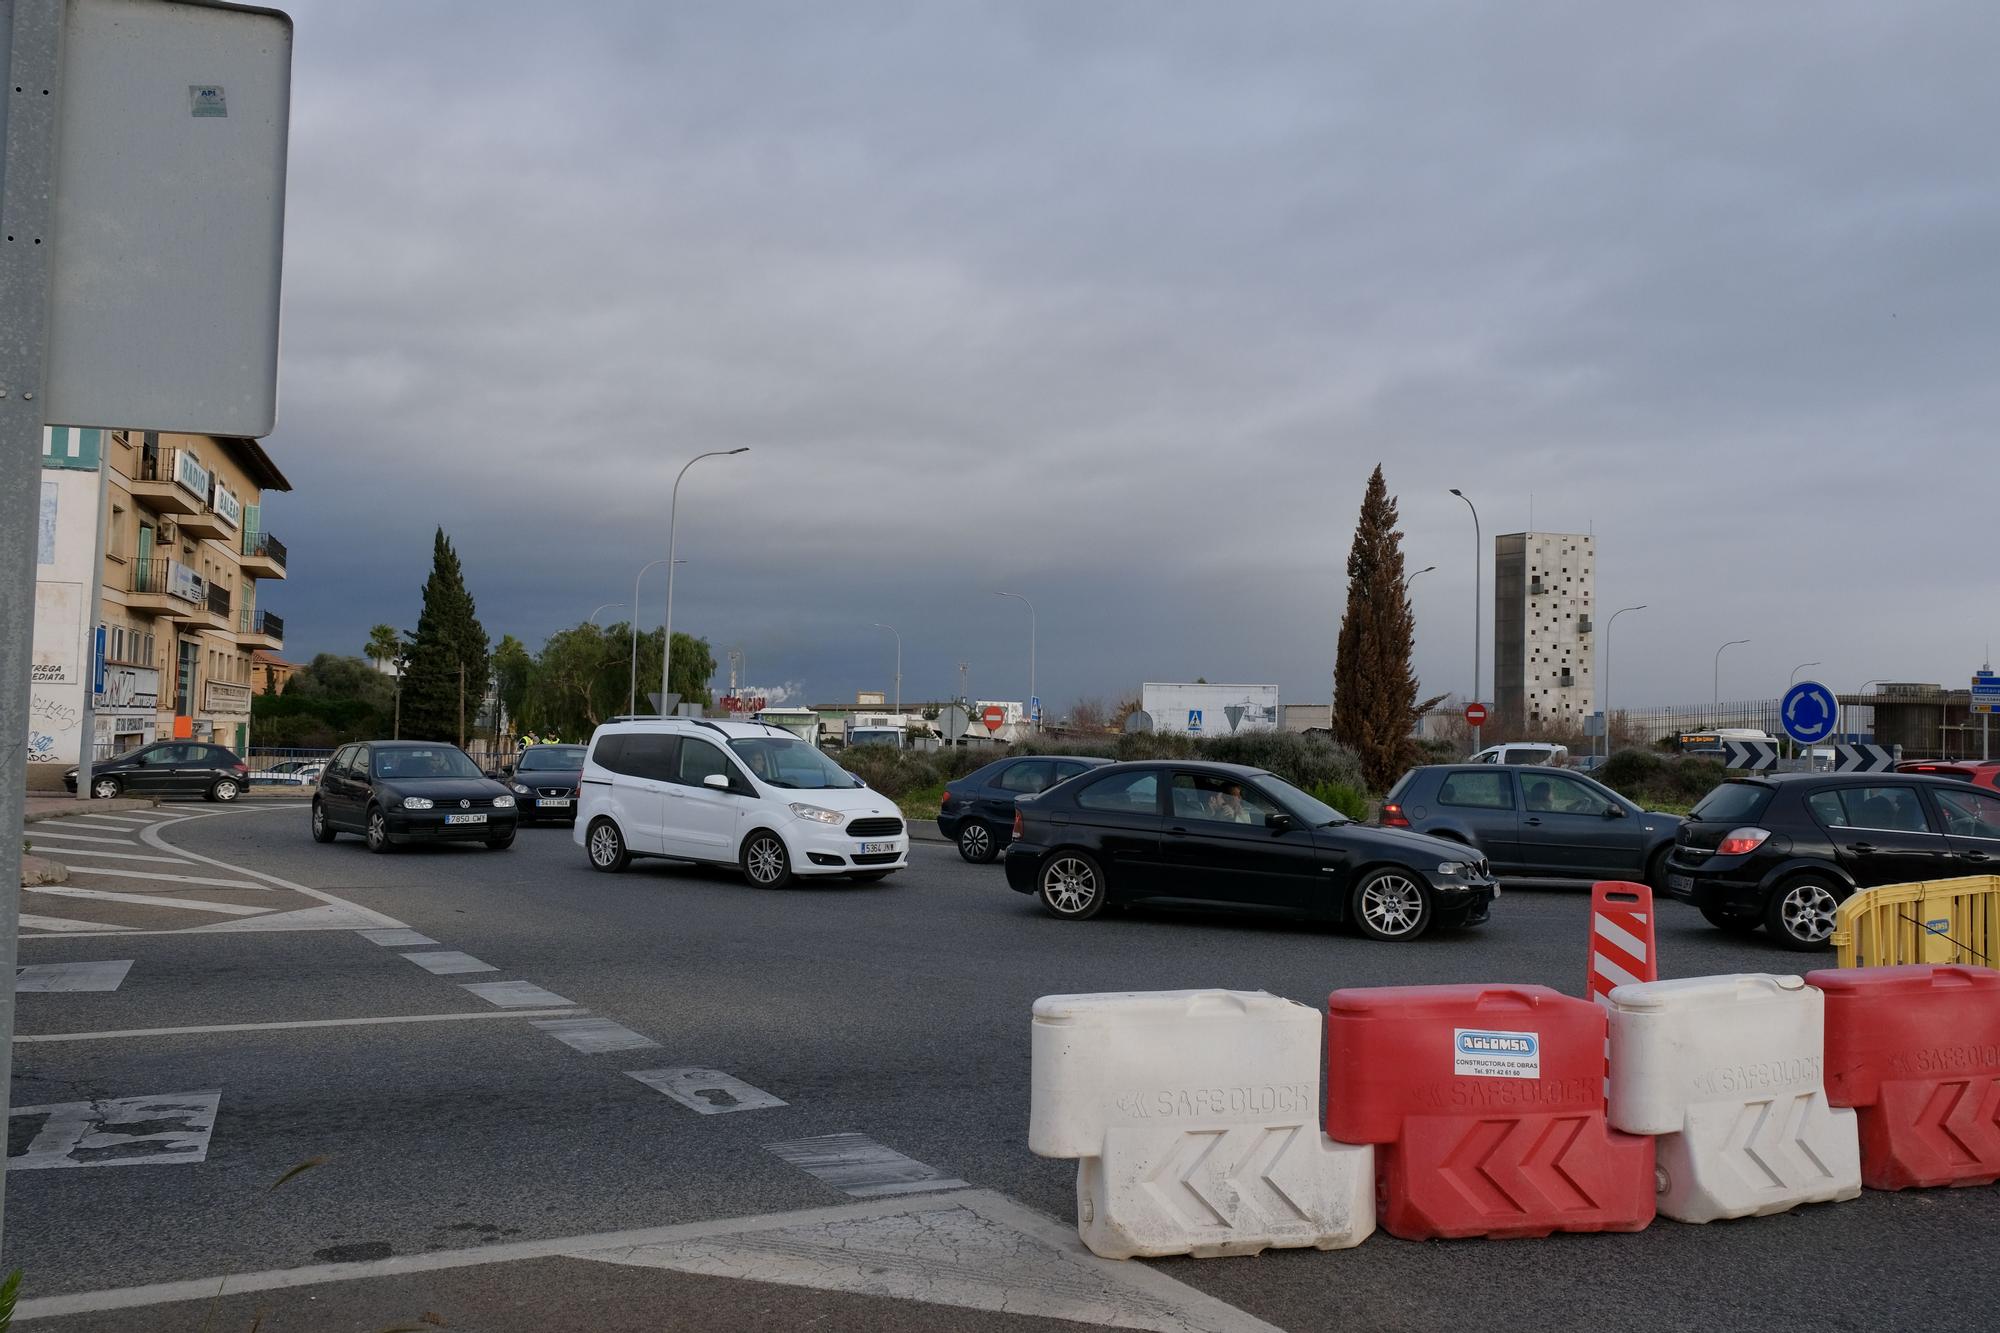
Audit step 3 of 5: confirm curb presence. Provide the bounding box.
[20,854,68,887]
[24,797,159,823]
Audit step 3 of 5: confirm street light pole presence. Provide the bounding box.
[1402,564,1436,590]
[1601,605,1647,760]
[588,602,623,626]
[870,624,902,715]
[993,591,1037,733]
[661,449,750,718]
[1713,638,1751,726]
[628,558,672,716]
[1449,490,1482,748]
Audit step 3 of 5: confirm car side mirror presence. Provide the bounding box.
[500,765,514,778]
[702,772,730,790]
[1604,805,1627,819]
[1265,812,1294,831]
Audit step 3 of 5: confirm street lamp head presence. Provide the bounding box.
[725,447,750,455]
[1449,488,1463,497]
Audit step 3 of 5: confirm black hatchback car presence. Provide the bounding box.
[64,741,250,802]
[312,740,518,853]
[1003,760,1497,941]
[496,744,587,825]
[1663,772,1998,950]
[937,753,1113,862]
[1380,764,1682,888]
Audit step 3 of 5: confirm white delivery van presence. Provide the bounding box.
[1469,742,1570,766]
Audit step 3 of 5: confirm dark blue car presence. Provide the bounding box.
[937,753,1112,862]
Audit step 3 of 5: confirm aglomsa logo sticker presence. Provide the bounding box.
[1453,1028,1542,1079]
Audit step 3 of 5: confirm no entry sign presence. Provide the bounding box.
[1464,702,1488,727]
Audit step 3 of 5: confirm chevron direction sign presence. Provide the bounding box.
[1833,743,1896,773]
[1722,739,1779,770]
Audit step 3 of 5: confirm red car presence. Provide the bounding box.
[1893,759,2000,791]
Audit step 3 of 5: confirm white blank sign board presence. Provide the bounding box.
[43,0,291,437]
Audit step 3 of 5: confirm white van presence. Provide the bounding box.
[574,718,908,888]
[1469,742,1570,766]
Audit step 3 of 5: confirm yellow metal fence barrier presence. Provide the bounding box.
[1832,874,2000,968]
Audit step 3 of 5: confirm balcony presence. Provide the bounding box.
[200,580,234,630]
[235,607,284,649]
[124,558,207,619]
[240,530,287,579]
[130,448,212,517]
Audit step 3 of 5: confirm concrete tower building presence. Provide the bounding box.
[1494,532,1594,731]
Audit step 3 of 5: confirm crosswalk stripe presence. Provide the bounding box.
[54,866,270,891]
[24,885,270,916]
[20,914,126,933]
[16,960,133,992]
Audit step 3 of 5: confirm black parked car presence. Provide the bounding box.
[1003,760,1497,941]
[1380,764,1681,888]
[312,740,518,853]
[64,741,249,802]
[938,754,1113,862]
[1663,772,1999,950]
[495,744,587,825]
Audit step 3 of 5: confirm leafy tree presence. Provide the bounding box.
[512,623,717,739]
[254,654,393,746]
[492,634,534,736]
[1332,465,1429,790]
[399,529,489,744]
[364,624,402,674]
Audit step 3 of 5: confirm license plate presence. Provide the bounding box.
[1667,873,1693,894]
[445,812,488,825]
[537,798,571,808]
[859,840,898,855]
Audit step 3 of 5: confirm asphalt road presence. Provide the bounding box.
[7,802,1995,1331]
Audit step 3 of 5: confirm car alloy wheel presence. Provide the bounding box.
[1352,870,1431,941]
[1769,878,1841,950]
[366,808,392,854]
[1039,854,1105,919]
[210,778,240,802]
[311,801,337,844]
[91,777,121,800]
[743,833,792,889]
[587,820,629,873]
[958,823,994,863]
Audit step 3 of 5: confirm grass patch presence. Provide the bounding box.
[898,782,945,822]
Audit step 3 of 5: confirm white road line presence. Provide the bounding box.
[628,1067,784,1113]
[134,810,407,929]
[358,928,437,947]
[65,814,154,825]
[24,886,270,916]
[20,915,125,933]
[9,1090,221,1171]
[32,848,192,864]
[18,830,141,846]
[400,951,497,976]
[16,960,133,993]
[53,866,271,890]
[765,1133,968,1197]
[16,1007,586,1043]
[533,1017,658,1054]
[462,981,574,1008]
[27,819,142,833]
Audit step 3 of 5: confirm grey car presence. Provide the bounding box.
[1379,764,1682,888]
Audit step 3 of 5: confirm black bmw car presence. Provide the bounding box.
[495,744,587,825]
[312,740,518,852]
[1002,760,1497,941]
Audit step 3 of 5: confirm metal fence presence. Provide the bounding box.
[1616,699,1785,745]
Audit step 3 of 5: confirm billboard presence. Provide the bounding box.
[1140,682,1281,738]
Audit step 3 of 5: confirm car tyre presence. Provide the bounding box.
[1766,874,1844,951]
[586,818,631,873]
[957,821,999,864]
[310,800,338,844]
[1645,847,1671,892]
[742,831,793,889]
[90,776,122,800]
[1350,868,1433,942]
[1699,902,1762,934]
[1038,851,1107,920]
[208,777,240,803]
[365,805,394,855]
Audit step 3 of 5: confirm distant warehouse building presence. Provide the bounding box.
[1138,683,1279,737]
[1494,531,1595,731]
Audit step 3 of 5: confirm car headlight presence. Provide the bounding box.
[402,796,434,810]
[493,794,516,809]
[1436,861,1472,877]
[789,802,844,825]
[510,782,531,794]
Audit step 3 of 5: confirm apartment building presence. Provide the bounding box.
[1493,531,1594,731]
[29,426,290,783]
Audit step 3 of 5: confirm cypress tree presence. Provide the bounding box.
[399,529,490,744]
[1332,465,1419,790]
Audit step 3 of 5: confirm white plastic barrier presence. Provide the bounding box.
[1607,974,1861,1223]
[1030,989,1374,1259]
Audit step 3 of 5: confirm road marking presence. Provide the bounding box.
[359,928,437,947]
[533,1017,659,1054]
[18,830,142,846]
[11,1190,1284,1333]
[21,915,129,933]
[8,1091,220,1170]
[29,819,143,833]
[67,813,154,825]
[401,951,498,976]
[16,960,133,992]
[765,1133,967,1197]
[32,848,192,864]
[183,904,397,933]
[54,866,272,890]
[16,1008,586,1043]
[628,1066,783,1112]
[462,981,574,1008]
[133,810,407,929]
[25,886,270,916]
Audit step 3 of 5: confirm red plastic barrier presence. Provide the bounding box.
[1805,964,2000,1191]
[1326,984,1654,1240]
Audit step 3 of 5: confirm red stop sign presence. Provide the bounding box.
[1464,702,1488,726]
[982,705,1006,733]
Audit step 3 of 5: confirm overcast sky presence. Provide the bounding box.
[266,1,2000,713]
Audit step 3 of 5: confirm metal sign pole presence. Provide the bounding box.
[0,0,68,1250]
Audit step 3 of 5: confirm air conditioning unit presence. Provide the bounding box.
[158,520,179,544]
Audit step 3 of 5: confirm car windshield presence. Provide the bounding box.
[372,747,484,780]
[728,736,862,789]
[1257,771,1351,826]
[519,746,586,770]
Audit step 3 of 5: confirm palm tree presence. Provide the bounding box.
[365,624,402,675]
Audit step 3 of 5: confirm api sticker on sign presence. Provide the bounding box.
[1453,1028,1541,1079]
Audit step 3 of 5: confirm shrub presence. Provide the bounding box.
[1593,749,1727,809]
[1309,781,1370,821]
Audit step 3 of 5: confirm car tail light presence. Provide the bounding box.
[233,761,250,775]
[939,789,954,811]
[1717,827,1771,856]
[1379,802,1411,828]
[1012,810,1024,840]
